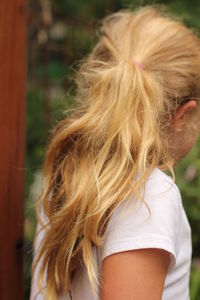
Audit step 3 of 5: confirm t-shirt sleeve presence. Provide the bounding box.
[100,174,182,272]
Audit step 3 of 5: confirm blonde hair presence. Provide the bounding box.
[33,5,200,299]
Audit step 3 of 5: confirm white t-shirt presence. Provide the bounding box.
[30,167,192,300]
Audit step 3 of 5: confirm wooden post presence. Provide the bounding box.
[0,0,27,299]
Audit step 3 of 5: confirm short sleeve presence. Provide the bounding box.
[100,170,182,272]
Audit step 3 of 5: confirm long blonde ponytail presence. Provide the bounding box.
[33,5,200,299]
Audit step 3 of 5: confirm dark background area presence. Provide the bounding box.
[25,0,200,299]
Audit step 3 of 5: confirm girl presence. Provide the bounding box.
[31,5,200,300]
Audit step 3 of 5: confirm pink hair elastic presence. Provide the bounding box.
[133,60,143,70]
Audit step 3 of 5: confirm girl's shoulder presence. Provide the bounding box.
[143,167,182,212]
[100,167,183,272]
[147,167,180,195]
[111,167,182,223]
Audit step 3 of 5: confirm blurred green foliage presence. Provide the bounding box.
[26,0,200,299]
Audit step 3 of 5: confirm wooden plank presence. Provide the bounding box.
[0,0,27,299]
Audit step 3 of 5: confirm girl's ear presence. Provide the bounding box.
[171,100,197,131]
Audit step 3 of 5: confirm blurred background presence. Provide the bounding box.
[26,0,200,299]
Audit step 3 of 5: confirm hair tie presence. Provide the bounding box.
[133,60,143,70]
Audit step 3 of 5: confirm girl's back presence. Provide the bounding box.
[32,168,191,300]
